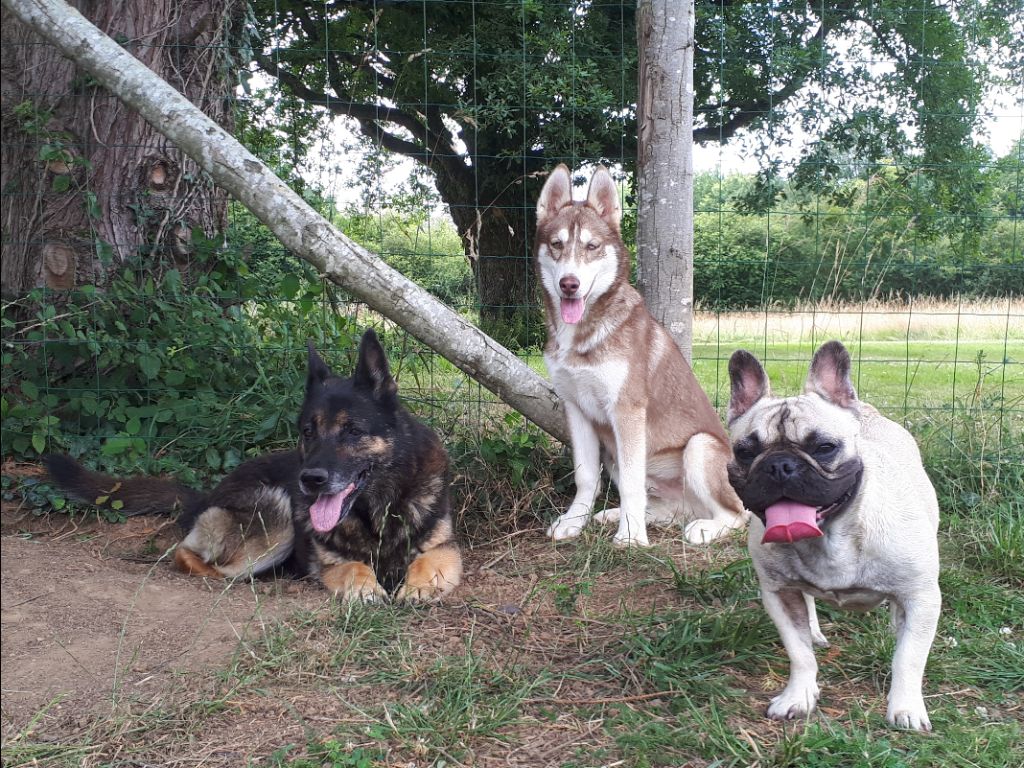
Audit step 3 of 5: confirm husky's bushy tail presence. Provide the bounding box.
[44,454,202,517]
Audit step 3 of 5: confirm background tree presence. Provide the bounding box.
[0,0,244,298]
[250,0,1017,344]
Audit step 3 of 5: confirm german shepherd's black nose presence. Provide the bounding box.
[559,275,580,296]
[765,455,799,482]
[300,468,329,492]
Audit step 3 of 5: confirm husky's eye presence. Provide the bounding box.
[586,241,599,251]
[550,240,563,250]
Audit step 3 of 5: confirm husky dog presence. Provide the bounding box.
[46,330,462,602]
[534,164,748,546]
[727,341,941,730]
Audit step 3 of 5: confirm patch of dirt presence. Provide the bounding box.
[1,508,324,731]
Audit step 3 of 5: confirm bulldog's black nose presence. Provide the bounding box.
[559,275,580,296]
[765,455,799,482]
[300,468,329,491]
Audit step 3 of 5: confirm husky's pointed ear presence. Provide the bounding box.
[537,164,573,225]
[306,342,332,390]
[353,329,398,401]
[728,350,771,424]
[586,166,621,231]
[805,340,858,408]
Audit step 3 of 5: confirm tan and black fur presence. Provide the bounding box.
[535,164,748,546]
[45,330,462,602]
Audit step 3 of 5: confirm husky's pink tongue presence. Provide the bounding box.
[762,500,823,544]
[309,483,356,533]
[560,297,585,324]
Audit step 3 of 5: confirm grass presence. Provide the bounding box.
[3,300,1022,766]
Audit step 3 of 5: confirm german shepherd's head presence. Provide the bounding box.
[297,329,400,534]
[534,164,628,325]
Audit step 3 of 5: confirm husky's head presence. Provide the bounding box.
[534,165,627,325]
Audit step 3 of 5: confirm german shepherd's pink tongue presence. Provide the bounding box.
[762,500,823,544]
[309,482,356,533]
[560,297,585,324]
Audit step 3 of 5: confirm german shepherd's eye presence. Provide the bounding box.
[340,423,365,439]
[302,424,315,439]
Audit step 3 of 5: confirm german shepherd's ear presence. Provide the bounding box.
[353,329,398,401]
[806,340,858,409]
[537,164,573,225]
[728,349,771,424]
[586,166,621,231]
[307,342,332,390]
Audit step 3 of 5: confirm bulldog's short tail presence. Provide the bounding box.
[44,454,202,517]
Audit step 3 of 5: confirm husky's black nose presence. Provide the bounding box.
[559,275,580,296]
[300,468,329,492]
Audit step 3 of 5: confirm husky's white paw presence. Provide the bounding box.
[547,513,589,541]
[683,517,731,544]
[592,507,621,525]
[766,683,820,721]
[811,626,830,648]
[612,531,650,548]
[887,697,931,731]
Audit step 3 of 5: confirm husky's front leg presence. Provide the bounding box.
[548,401,601,540]
[611,404,648,547]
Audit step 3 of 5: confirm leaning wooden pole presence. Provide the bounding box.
[2,0,567,442]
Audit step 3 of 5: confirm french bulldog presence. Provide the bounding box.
[726,340,941,731]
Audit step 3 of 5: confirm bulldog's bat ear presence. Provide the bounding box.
[537,164,573,225]
[728,350,771,424]
[306,341,332,390]
[585,165,622,231]
[806,340,858,408]
[353,328,398,401]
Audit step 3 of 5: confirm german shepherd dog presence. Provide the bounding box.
[45,330,462,602]
[535,165,748,546]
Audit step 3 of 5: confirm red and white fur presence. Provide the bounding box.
[535,165,748,546]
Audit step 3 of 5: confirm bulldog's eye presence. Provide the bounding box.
[733,445,757,464]
[814,442,838,458]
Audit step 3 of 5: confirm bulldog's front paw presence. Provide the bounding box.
[684,517,732,544]
[887,697,931,732]
[767,683,820,721]
[547,511,590,541]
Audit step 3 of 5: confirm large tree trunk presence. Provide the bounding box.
[635,0,696,359]
[2,0,568,441]
[0,0,238,298]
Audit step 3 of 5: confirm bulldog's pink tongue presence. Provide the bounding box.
[309,483,356,533]
[560,297,585,324]
[762,500,823,544]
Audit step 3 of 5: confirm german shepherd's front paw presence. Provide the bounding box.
[396,546,462,602]
[321,562,387,603]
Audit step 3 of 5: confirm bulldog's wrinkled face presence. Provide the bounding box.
[726,342,865,535]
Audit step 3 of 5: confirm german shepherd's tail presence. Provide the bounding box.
[44,454,202,517]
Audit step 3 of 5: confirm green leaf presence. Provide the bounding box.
[51,174,72,193]
[125,417,141,435]
[205,447,221,470]
[138,354,161,380]
[21,380,39,401]
[31,432,46,454]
